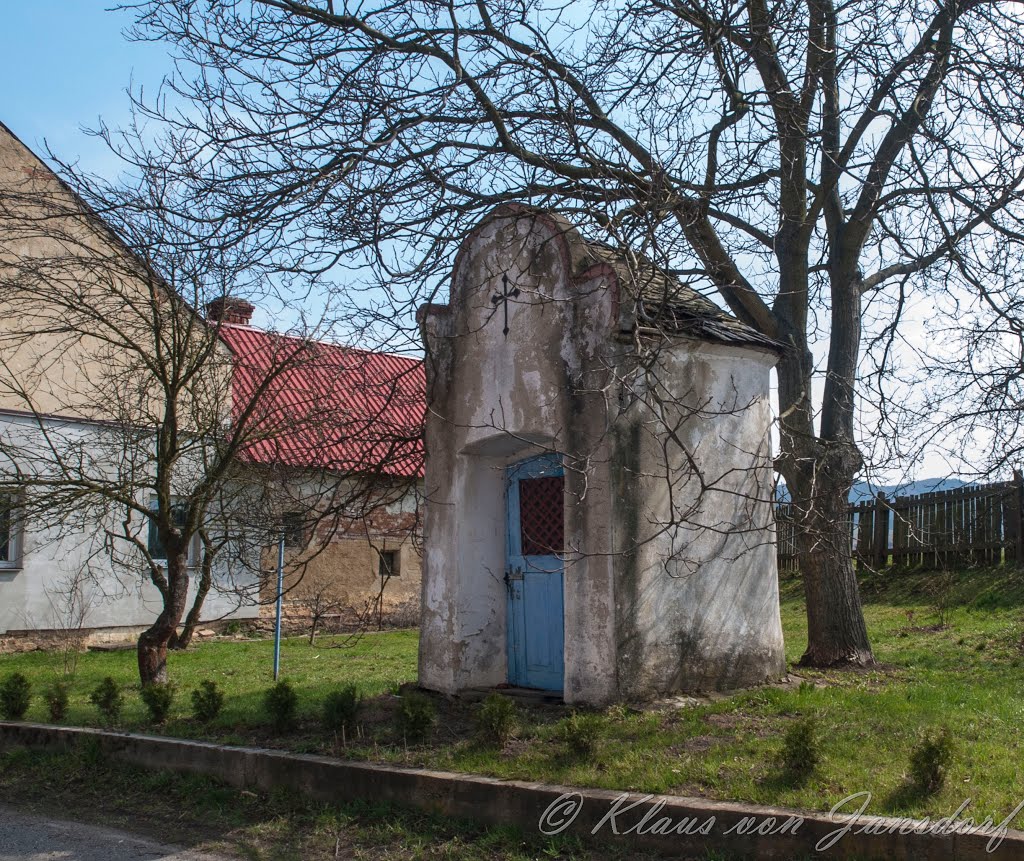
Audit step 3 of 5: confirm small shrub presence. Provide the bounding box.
[780,715,819,781]
[395,690,436,742]
[606,703,633,722]
[558,710,602,757]
[929,571,957,627]
[88,676,123,724]
[475,693,518,746]
[909,727,954,794]
[46,680,70,722]
[191,680,224,722]
[263,679,298,732]
[322,685,361,734]
[0,672,32,720]
[140,682,176,724]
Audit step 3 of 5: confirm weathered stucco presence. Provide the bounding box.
[612,342,784,697]
[258,488,422,629]
[418,206,785,704]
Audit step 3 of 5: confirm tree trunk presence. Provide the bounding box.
[138,625,173,685]
[793,462,874,667]
[169,555,212,651]
[775,323,875,669]
[138,553,190,685]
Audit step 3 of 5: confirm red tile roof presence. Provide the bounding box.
[218,324,425,478]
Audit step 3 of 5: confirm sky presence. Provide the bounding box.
[0,3,167,178]
[0,3,970,484]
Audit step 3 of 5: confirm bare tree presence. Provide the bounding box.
[0,130,423,685]
[294,580,346,645]
[897,279,1024,482]
[115,0,1024,666]
[44,565,96,677]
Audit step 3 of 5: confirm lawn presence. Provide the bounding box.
[2,567,1024,827]
[0,627,418,734]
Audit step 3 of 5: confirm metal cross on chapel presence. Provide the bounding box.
[491,273,520,338]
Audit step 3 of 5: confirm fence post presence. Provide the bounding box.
[873,491,889,569]
[1014,470,1024,565]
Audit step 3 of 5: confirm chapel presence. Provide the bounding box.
[417,205,786,704]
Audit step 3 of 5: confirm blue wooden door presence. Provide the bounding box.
[506,454,564,691]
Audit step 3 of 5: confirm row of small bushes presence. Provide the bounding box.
[0,672,700,758]
[0,671,436,741]
[0,671,226,725]
[1,668,523,748]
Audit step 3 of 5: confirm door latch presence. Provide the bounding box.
[504,566,523,590]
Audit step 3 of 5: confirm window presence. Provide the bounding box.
[282,511,305,548]
[147,498,197,565]
[518,475,565,556]
[379,549,399,579]
[0,491,22,568]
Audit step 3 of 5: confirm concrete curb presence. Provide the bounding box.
[1,722,1022,860]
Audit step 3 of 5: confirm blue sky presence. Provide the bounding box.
[0,3,168,175]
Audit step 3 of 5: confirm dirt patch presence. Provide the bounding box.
[499,737,533,759]
[665,781,710,798]
[897,624,951,635]
[668,734,725,755]
[704,713,741,730]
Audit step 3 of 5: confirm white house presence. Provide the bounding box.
[0,120,259,643]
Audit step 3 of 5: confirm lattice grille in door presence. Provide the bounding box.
[519,475,564,555]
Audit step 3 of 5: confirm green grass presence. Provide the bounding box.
[0,629,417,735]
[3,567,1024,827]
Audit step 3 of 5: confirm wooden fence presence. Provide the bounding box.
[776,472,1024,573]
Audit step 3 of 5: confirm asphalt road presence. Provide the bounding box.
[0,804,230,861]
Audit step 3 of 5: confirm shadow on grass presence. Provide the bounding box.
[757,766,817,796]
[859,567,1024,610]
[881,779,940,814]
[781,566,1024,611]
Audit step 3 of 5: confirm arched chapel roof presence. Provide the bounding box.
[455,204,784,354]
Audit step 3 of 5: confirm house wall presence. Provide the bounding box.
[0,122,204,424]
[0,412,259,639]
[254,473,423,629]
[261,530,422,629]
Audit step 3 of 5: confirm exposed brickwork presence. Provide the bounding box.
[260,508,422,631]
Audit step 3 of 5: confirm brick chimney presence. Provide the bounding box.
[206,297,255,326]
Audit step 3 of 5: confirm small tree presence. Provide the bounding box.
[295,580,347,645]
[40,565,95,677]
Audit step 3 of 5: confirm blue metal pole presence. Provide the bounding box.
[273,533,285,681]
